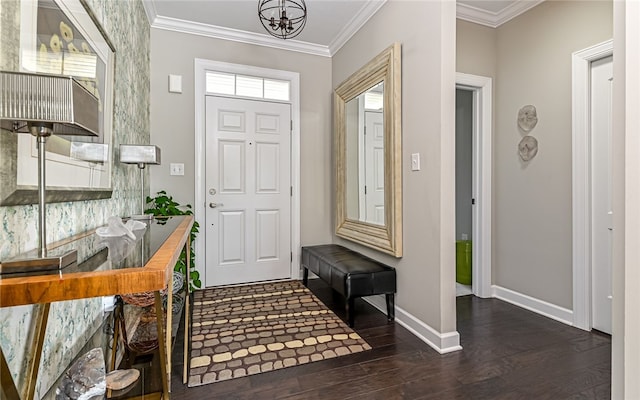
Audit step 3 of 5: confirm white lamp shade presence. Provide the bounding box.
[119,145,161,165]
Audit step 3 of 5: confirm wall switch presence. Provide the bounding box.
[102,296,116,313]
[411,153,421,171]
[169,74,182,93]
[170,163,184,176]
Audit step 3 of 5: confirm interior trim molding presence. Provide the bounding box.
[365,295,462,354]
[456,73,493,299]
[141,0,157,25]
[571,39,614,331]
[152,16,331,57]
[328,0,387,55]
[142,1,386,57]
[492,285,574,326]
[456,0,544,28]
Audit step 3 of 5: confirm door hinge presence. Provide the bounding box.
[290,120,293,132]
[290,186,293,197]
[471,198,476,205]
[290,252,293,262]
[364,186,367,195]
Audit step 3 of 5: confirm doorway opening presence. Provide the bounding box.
[455,88,473,296]
[455,73,492,299]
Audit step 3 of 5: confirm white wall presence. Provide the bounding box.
[332,0,458,343]
[149,29,333,254]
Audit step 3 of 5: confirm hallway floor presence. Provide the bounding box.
[170,280,611,399]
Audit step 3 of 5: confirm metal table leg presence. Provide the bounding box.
[154,292,169,399]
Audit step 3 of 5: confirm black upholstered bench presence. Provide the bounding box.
[301,244,397,327]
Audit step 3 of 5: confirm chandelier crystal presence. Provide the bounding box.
[258,0,307,40]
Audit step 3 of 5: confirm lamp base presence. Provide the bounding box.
[0,249,77,274]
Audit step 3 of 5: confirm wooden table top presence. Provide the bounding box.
[0,215,194,307]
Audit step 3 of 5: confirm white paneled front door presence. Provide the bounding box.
[205,96,291,286]
[364,110,384,225]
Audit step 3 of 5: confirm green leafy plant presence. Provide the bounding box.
[145,190,201,289]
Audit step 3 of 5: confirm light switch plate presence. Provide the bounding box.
[169,74,182,93]
[170,163,184,176]
[411,153,421,171]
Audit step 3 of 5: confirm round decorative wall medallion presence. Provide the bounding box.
[518,136,538,161]
[517,105,538,132]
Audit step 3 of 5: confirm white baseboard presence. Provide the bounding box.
[364,295,462,354]
[360,286,573,355]
[492,285,574,326]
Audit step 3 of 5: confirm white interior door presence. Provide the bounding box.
[364,110,384,224]
[591,55,613,334]
[205,96,291,286]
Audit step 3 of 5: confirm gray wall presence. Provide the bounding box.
[493,1,612,308]
[149,29,333,254]
[455,89,473,241]
[456,20,497,79]
[150,1,457,339]
[332,1,457,334]
[457,2,612,309]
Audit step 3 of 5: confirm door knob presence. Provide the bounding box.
[209,202,223,208]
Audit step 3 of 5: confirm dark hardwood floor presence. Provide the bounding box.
[170,280,611,399]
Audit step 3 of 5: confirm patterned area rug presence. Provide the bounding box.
[187,280,371,387]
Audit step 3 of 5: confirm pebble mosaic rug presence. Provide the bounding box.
[187,280,371,387]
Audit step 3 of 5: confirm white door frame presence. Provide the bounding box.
[194,59,301,287]
[572,39,613,330]
[455,72,492,298]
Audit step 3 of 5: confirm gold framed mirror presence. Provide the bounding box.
[335,43,402,257]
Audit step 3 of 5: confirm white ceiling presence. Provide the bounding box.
[142,0,544,57]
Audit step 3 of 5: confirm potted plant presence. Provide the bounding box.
[145,190,201,289]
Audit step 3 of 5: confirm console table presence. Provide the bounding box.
[0,215,194,400]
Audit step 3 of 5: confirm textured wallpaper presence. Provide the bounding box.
[0,0,150,397]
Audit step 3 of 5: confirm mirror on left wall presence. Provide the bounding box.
[335,43,402,257]
[0,0,115,205]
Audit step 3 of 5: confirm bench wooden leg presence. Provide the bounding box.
[386,293,395,321]
[302,267,309,286]
[346,297,355,327]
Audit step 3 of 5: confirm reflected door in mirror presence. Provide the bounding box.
[345,83,385,226]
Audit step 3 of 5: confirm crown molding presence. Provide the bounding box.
[328,0,387,55]
[456,0,544,28]
[141,0,157,25]
[151,16,331,57]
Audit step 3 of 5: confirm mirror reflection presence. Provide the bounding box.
[0,0,115,206]
[345,82,385,225]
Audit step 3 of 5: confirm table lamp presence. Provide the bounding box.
[119,144,161,219]
[0,71,100,272]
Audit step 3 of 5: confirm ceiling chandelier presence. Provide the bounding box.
[258,0,307,40]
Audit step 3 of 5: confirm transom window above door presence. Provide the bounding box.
[206,71,290,101]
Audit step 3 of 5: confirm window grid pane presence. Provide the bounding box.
[236,75,263,98]
[206,72,235,95]
[206,71,290,102]
[365,92,383,110]
[264,79,290,101]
